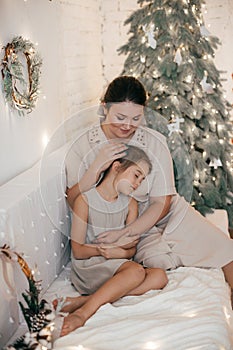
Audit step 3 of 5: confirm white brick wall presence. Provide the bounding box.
[101,0,138,84]
[59,0,105,118]
[204,0,233,104]
[57,0,233,121]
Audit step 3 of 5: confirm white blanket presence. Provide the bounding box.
[44,265,233,350]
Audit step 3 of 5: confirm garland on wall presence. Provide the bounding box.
[1,36,42,115]
[1,245,55,350]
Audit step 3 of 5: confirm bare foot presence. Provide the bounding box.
[60,312,86,336]
[53,295,89,313]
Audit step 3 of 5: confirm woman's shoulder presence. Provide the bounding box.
[139,125,168,145]
[67,122,101,151]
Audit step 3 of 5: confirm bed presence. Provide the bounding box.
[44,210,233,350]
[46,260,233,350]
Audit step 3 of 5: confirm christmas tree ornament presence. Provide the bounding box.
[167,117,185,136]
[142,24,157,49]
[209,158,223,169]
[200,71,214,94]
[140,55,146,63]
[174,48,182,65]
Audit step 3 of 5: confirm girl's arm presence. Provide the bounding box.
[71,194,101,259]
[95,197,139,259]
[126,197,138,225]
[118,197,139,250]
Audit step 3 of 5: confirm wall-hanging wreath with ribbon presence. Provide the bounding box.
[1,36,42,115]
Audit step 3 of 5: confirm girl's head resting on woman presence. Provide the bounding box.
[99,145,152,195]
[117,144,152,174]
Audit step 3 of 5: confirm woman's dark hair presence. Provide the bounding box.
[102,76,147,106]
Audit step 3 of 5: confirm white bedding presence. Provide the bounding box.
[44,264,233,350]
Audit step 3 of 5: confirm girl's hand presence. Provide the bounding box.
[92,141,128,175]
[97,246,127,259]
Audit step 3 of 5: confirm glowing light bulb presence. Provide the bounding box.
[42,131,49,148]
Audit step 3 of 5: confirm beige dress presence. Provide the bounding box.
[71,188,130,294]
[66,121,233,271]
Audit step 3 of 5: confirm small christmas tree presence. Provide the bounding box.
[1,245,55,350]
[118,0,233,226]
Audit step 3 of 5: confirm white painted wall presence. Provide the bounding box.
[0,0,104,186]
[0,0,232,186]
[0,0,62,185]
[204,0,233,103]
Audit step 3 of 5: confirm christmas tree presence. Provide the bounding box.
[118,0,233,226]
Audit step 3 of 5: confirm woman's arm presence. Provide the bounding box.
[67,164,100,209]
[95,195,172,244]
[67,141,128,209]
[127,195,172,236]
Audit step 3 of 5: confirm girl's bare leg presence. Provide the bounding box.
[53,295,90,313]
[127,268,168,295]
[60,261,145,336]
[57,268,168,316]
[222,260,233,289]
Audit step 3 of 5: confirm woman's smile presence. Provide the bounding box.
[102,102,144,140]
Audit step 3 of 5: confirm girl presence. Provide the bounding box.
[60,145,168,336]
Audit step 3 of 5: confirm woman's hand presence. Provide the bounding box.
[92,141,128,175]
[94,228,140,245]
[94,228,128,244]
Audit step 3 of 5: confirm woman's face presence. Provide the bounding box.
[115,160,150,196]
[103,102,144,139]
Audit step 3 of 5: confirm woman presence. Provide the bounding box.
[65,75,233,290]
[59,145,167,336]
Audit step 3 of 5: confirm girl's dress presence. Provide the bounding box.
[71,188,131,294]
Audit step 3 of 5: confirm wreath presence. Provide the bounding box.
[1,36,42,115]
